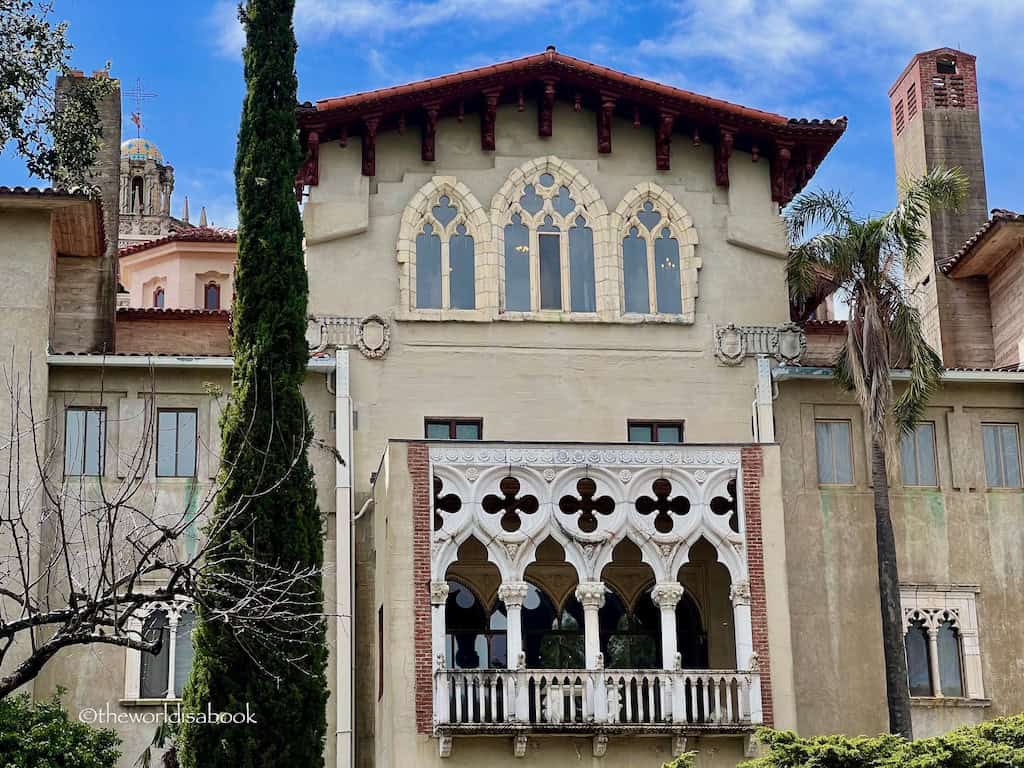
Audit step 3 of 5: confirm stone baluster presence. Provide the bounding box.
[652,582,684,670]
[576,582,606,670]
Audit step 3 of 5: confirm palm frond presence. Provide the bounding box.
[890,301,943,434]
[885,167,968,275]
[785,188,854,243]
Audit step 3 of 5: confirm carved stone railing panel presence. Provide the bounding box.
[307,314,391,359]
[714,322,806,366]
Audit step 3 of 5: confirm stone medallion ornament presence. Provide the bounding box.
[357,314,391,359]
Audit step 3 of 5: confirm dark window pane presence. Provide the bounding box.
[519,184,543,215]
[426,421,451,440]
[176,411,197,476]
[415,223,442,309]
[157,411,178,477]
[622,228,649,314]
[432,195,457,228]
[449,225,475,310]
[454,422,481,440]
[654,229,682,314]
[64,410,85,475]
[905,622,932,697]
[204,283,220,310]
[173,612,194,696]
[916,423,937,486]
[629,424,653,443]
[656,425,682,444]
[140,611,170,698]
[504,216,530,311]
[539,233,561,310]
[552,186,576,217]
[937,621,964,697]
[568,217,595,312]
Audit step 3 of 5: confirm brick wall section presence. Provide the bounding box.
[115,314,230,355]
[408,443,433,734]
[741,445,774,728]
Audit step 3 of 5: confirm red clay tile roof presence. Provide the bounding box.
[299,48,845,201]
[116,307,230,319]
[0,185,91,198]
[941,209,1024,275]
[118,226,237,257]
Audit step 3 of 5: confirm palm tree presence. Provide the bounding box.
[786,167,968,739]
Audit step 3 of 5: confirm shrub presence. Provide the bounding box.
[740,713,1024,768]
[0,692,120,767]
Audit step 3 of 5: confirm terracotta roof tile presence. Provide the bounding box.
[118,226,237,257]
[941,209,1024,274]
[116,307,231,319]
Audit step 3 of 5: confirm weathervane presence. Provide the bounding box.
[124,77,157,137]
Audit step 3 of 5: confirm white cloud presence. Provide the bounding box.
[212,0,606,56]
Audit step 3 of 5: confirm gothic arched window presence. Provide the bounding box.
[445,580,507,669]
[153,287,165,308]
[411,194,476,310]
[614,184,700,321]
[522,583,584,669]
[131,176,144,212]
[498,164,602,314]
[599,588,660,669]
[204,282,221,310]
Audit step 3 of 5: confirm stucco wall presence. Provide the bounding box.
[30,364,337,768]
[775,377,1024,737]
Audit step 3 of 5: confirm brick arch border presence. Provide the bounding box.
[396,176,496,316]
[490,156,615,317]
[610,181,701,323]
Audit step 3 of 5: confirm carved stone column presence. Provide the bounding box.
[927,627,943,697]
[576,582,606,669]
[498,581,529,668]
[730,579,753,669]
[652,582,684,670]
[430,581,450,671]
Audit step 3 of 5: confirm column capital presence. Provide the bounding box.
[651,581,685,610]
[498,581,530,608]
[430,581,450,605]
[729,579,751,606]
[576,581,606,609]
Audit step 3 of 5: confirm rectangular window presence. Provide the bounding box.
[627,420,684,444]
[815,420,854,484]
[157,409,198,477]
[982,423,1022,488]
[538,233,561,310]
[64,407,105,476]
[900,422,938,486]
[425,418,482,440]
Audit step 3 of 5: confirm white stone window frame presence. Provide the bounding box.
[396,176,494,321]
[610,182,701,324]
[122,598,193,704]
[491,156,613,320]
[900,585,985,700]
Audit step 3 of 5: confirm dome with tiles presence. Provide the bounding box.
[120,138,163,163]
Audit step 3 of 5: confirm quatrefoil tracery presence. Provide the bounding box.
[433,476,462,531]
[558,478,615,534]
[482,476,539,532]
[709,478,739,533]
[635,478,691,533]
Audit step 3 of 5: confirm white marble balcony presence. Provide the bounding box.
[426,442,765,754]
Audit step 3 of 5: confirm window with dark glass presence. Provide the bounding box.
[900,422,937,486]
[139,607,194,699]
[904,618,932,697]
[815,420,854,484]
[982,423,1022,488]
[425,418,482,440]
[628,420,684,444]
[204,282,221,310]
[599,589,660,668]
[64,407,105,476]
[522,584,584,669]
[157,409,198,477]
[153,287,165,308]
[444,581,507,669]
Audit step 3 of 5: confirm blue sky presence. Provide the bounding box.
[2,0,1022,229]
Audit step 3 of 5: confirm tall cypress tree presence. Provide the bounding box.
[177,2,327,766]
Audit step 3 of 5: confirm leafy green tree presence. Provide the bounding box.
[786,167,968,738]
[176,1,328,766]
[740,714,1024,767]
[0,692,120,767]
[0,0,113,187]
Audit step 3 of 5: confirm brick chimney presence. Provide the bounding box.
[889,48,992,368]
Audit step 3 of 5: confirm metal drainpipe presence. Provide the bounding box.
[334,350,354,768]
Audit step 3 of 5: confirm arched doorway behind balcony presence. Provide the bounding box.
[677,537,736,669]
[444,537,506,669]
[599,539,660,668]
[523,537,583,669]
